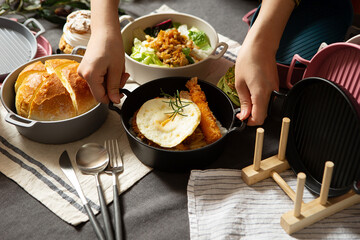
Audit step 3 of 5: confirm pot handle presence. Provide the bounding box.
[228,108,247,132]
[119,15,134,26]
[207,42,228,60]
[286,54,309,89]
[108,88,132,115]
[71,46,87,55]
[242,8,257,27]
[5,113,37,128]
[267,90,287,122]
[23,18,45,39]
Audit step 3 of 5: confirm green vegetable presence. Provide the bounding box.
[217,66,240,106]
[130,38,168,67]
[182,47,194,64]
[188,27,211,50]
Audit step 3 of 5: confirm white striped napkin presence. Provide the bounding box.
[187,169,360,240]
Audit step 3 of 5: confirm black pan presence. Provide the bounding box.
[271,77,360,197]
[0,17,45,81]
[109,77,246,171]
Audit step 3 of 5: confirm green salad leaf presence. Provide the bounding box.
[188,27,211,50]
[130,38,168,67]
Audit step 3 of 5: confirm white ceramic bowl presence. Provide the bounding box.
[120,12,228,84]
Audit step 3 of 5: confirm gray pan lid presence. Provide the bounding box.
[0,17,44,79]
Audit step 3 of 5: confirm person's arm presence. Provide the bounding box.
[234,0,295,126]
[78,0,129,104]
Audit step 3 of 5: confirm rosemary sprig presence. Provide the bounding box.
[160,89,191,121]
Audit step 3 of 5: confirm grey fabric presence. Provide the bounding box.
[0,1,268,240]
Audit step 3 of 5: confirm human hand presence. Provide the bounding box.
[234,39,279,126]
[78,27,129,104]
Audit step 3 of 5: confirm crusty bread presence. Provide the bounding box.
[15,59,97,121]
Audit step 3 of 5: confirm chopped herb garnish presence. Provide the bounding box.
[160,89,191,120]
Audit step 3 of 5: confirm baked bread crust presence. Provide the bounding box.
[15,59,97,121]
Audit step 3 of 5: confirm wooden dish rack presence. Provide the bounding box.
[241,117,360,234]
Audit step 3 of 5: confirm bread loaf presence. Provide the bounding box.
[15,59,97,121]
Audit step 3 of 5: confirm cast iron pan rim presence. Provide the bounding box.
[285,77,360,196]
[120,76,238,153]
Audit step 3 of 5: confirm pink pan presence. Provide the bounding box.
[286,42,360,105]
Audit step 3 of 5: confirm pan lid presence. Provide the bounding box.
[0,17,45,79]
[250,0,353,66]
[283,77,360,197]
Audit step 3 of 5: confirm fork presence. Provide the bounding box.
[105,139,124,240]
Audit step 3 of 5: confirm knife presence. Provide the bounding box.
[59,151,106,240]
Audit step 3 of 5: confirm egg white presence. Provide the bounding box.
[136,98,201,148]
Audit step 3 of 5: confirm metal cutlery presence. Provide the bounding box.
[59,151,106,240]
[76,143,114,240]
[105,139,124,240]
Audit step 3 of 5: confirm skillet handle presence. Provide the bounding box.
[23,18,45,39]
[228,108,247,132]
[267,90,286,122]
[108,88,132,115]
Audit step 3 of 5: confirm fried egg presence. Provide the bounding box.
[136,98,201,148]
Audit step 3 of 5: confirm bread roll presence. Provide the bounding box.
[15,59,97,121]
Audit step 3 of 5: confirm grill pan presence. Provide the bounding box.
[0,17,45,81]
[272,77,360,197]
[286,43,360,108]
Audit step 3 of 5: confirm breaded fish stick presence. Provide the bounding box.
[185,77,221,144]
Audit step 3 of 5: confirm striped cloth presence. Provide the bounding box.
[0,82,152,225]
[187,169,360,239]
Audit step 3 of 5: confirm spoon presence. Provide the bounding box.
[76,143,114,240]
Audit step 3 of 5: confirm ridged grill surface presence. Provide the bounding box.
[0,28,32,74]
[287,81,360,191]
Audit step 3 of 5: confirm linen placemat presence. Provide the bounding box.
[188,169,360,239]
[0,82,152,226]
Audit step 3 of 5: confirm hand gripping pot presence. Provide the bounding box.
[109,77,246,171]
[0,53,108,144]
[120,13,228,85]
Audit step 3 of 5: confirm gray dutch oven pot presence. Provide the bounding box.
[0,53,108,144]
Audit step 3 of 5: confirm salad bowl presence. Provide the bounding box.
[120,13,228,84]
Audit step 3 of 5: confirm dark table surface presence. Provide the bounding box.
[0,1,289,239]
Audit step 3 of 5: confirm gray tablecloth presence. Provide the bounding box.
[0,1,282,240]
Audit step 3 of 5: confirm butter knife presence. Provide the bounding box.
[59,151,106,240]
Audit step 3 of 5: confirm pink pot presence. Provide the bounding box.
[286,42,360,105]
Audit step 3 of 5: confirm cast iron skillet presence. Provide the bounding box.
[271,77,360,197]
[109,77,246,171]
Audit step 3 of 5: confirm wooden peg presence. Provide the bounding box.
[271,171,296,201]
[294,172,306,217]
[319,161,334,205]
[278,118,290,161]
[253,128,264,171]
